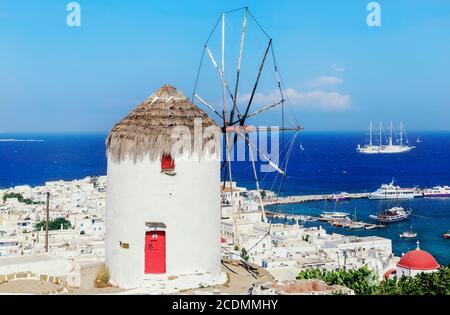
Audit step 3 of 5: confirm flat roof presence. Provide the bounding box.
[0,254,58,266]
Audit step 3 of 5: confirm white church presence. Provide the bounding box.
[105,84,226,290]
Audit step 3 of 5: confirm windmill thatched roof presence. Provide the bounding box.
[106,84,219,162]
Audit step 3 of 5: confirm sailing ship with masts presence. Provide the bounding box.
[370,206,411,223]
[357,121,415,154]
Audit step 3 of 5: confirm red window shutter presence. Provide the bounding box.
[161,155,175,171]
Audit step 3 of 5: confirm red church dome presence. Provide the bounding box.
[397,244,439,271]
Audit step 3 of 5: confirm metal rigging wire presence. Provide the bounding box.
[192,7,303,259]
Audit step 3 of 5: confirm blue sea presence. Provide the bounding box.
[1,131,449,264]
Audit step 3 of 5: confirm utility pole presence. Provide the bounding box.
[45,192,50,253]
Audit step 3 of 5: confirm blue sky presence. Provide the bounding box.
[1,0,449,132]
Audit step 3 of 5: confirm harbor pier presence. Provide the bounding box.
[265,210,385,230]
[263,192,370,206]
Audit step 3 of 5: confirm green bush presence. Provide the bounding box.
[296,265,450,295]
[377,267,450,295]
[3,192,43,205]
[297,266,377,295]
[240,247,250,262]
[35,217,72,231]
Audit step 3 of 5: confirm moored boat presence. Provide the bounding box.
[332,220,344,227]
[369,206,411,223]
[327,192,350,202]
[368,180,418,199]
[349,222,365,229]
[423,186,450,198]
[443,231,450,239]
[320,211,350,220]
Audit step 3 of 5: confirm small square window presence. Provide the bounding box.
[161,155,175,171]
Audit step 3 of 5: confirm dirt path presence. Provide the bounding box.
[181,260,274,295]
[0,280,60,294]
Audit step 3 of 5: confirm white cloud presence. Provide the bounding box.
[306,76,344,88]
[238,88,351,111]
[331,64,345,73]
[285,88,351,110]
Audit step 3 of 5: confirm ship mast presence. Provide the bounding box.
[379,122,382,146]
[369,121,373,146]
[390,121,393,146]
[400,121,404,147]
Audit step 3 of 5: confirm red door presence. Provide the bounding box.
[144,231,166,274]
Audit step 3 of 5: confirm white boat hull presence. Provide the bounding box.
[357,145,415,154]
[368,194,415,200]
[400,233,417,238]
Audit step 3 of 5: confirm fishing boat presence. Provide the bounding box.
[400,231,417,238]
[349,222,365,229]
[327,192,350,202]
[368,180,419,199]
[369,206,411,223]
[443,231,450,239]
[423,186,450,198]
[357,121,415,154]
[400,227,417,238]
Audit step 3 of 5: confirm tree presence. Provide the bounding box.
[35,217,72,231]
[240,247,250,262]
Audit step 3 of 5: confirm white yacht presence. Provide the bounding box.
[369,180,419,199]
[357,122,415,154]
[319,211,350,220]
[423,186,450,198]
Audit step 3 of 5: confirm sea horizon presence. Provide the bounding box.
[2,130,450,135]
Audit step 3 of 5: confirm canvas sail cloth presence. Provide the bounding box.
[106,84,221,162]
